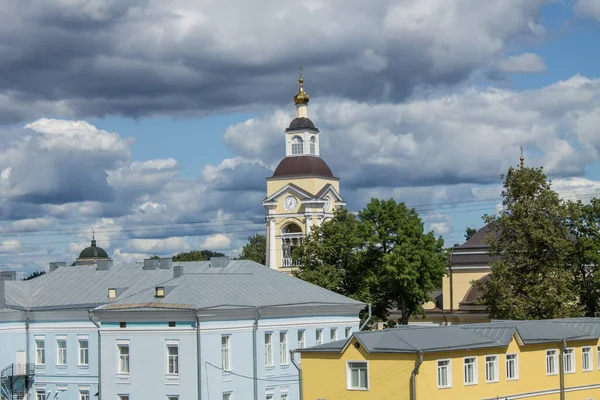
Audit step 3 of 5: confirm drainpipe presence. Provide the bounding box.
[25,310,30,400]
[253,307,262,400]
[359,304,372,331]
[410,351,424,400]
[195,313,202,400]
[290,350,302,400]
[88,311,101,400]
[560,339,567,400]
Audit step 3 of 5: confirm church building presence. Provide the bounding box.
[263,73,345,271]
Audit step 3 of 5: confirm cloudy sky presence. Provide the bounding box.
[1,0,600,276]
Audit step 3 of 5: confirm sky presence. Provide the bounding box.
[1,0,600,276]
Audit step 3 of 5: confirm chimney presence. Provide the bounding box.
[49,262,66,273]
[96,260,113,271]
[210,257,230,268]
[0,271,16,281]
[159,258,173,269]
[143,258,160,270]
[173,265,184,279]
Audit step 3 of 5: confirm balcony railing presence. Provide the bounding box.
[281,258,301,268]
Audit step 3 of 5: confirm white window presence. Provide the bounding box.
[221,335,231,371]
[79,390,89,400]
[506,354,518,380]
[167,397,179,400]
[309,136,316,155]
[265,333,273,366]
[345,327,352,339]
[582,347,592,371]
[56,339,67,365]
[564,348,575,373]
[485,355,498,382]
[297,330,305,349]
[330,328,337,341]
[547,349,558,375]
[167,344,179,375]
[316,329,323,345]
[35,339,45,365]
[117,343,130,374]
[347,361,368,390]
[266,390,274,400]
[463,357,477,385]
[281,393,288,400]
[280,332,288,365]
[78,339,89,366]
[437,359,451,388]
[222,393,231,400]
[291,136,303,155]
[36,390,46,400]
[118,396,129,400]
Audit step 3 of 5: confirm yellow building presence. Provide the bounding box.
[299,318,600,399]
[263,72,344,271]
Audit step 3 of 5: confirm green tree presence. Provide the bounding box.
[359,199,447,324]
[476,166,582,320]
[239,234,266,264]
[149,255,160,260]
[172,250,225,261]
[465,227,477,241]
[23,271,46,280]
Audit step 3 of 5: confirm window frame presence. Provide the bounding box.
[35,338,45,366]
[506,353,519,380]
[166,342,179,375]
[315,329,323,346]
[345,327,352,339]
[222,393,232,400]
[597,346,600,370]
[280,331,289,365]
[309,136,316,155]
[117,341,130,375]
[582,346,593,372]
[485,355,499,383]
[463,356,477,385]
[291,136,304,155]
[346,360,369,391]
[330,328,337,342]
[564,348,575,374]
[221,335,231,371]
[56,337,67,366]
[36,390,47,400]
[437,359,452,389]
[297,330,305,349]
[546,349,558,375]
[78,337,89,366]
[265,332,274,367]
[79,389,89,400]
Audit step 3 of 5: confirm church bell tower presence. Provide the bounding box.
[263,69,345,271]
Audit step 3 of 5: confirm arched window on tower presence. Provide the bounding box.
[309,136,316,155]
[281,223,303,268]
[291,136,304,155]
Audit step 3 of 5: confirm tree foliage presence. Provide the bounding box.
[476,166,582,319]
[294,200,447,325]
[172,250,225,262]
[23,271,46,280]
[239,234,266,264]
[465,227,477,241]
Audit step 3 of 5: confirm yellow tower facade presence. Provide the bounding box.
[263,72,345,271]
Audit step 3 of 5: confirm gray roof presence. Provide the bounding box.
[1,260,363,312]
[300,318,600,354]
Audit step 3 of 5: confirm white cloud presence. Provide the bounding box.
[127,236,190,253]
[498,53,547,74]
[199,234,232,250]
[576,0,600,20]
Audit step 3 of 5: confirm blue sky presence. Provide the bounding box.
[0,0,599,275]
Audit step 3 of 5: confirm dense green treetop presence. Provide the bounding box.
[172,249,225,262]
[238,234,266,265]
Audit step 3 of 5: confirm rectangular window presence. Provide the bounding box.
[56,339,67,365]
[280,332,288,365]
[345,327,352,339]
[564,348,575,373]
[266,390,274,400]
[330,328,337,341]
[222,394,232,400]
[437,359,451,388]
[463,357,477,385]
[347,361,368,390]
[506,354,518,380]
[79,390,89,400]
[36,391,46,400]
[167,344,179,375]
[281,393,288,400]
[485,355,498,382]
[118,396,129,400]
[167,397,179,400]
[582,347,592,372]
[316,329,323,346]
[265,333,273,366]
[221,335,231,371]
[118,343,130,374]
[78,339,89,366]
[297,330,305,349]
[35,339,45,365]
[547,349,558,375]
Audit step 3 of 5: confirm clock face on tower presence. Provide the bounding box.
[284,196,298,211]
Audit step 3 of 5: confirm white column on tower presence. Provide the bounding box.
[305,216,311,237]
[268,218,277,269]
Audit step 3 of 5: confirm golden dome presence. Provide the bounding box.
[293,71,310,105]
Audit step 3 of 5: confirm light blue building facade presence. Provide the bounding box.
[0,258,364,400]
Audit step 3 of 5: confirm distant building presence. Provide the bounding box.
[299,317,600,399]
[263,71,345,272]
[0,258,363,400]
[74,236,111,266]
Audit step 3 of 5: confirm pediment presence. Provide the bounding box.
[315,183,344,202]
[263,183,315,204]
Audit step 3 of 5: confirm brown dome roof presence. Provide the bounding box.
[272,156,334,178]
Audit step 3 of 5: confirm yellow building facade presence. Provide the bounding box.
[300,318,600,399]
[263,73,344,271]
